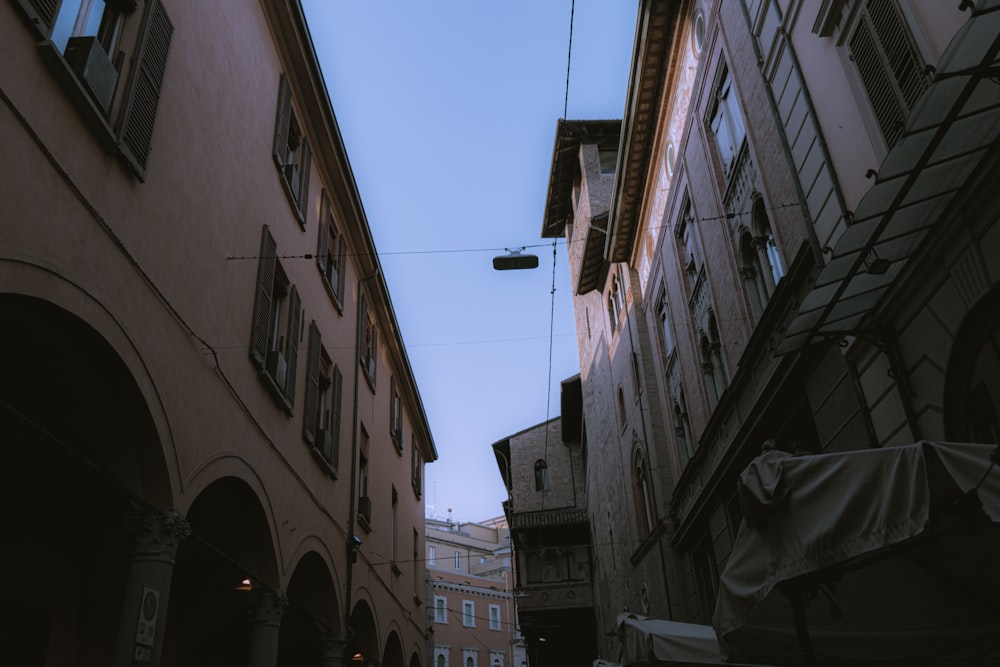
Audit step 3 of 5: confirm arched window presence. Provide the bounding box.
[607,291,618,334]
[560,550,577,580]
[534,459,548,492]
[701,333,720,409]
[437,655,446,667]
[944,286,1000,442]
[740,228,767,320]
[617,386,628,431]
[633,446,655,534]
[674,398,692,465]
[526,552,542,583]
[752,195,784,290]
[708,312,728,389]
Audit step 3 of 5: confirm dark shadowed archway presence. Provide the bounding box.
[0,294,172,665]
[278,551,340,666]
[348,600,379,665]
[168,477,279,667]
[382,630,404,667]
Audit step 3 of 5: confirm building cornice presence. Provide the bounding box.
[606,0,688,266]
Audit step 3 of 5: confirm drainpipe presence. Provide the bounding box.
[344,269,380,652]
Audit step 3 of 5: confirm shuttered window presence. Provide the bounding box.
[316,189,346,302]
[303,320,341,474]
[117,0,172,179]
[849,0,929,148]
[12,0,172,179]
[273,73,312,224]
[249,225,300,412]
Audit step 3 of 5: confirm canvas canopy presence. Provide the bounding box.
[714,441,1000,666]
[615,613,778,666]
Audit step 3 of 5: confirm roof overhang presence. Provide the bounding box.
[605,0,687,264]
[541,119,622,239]
[777,5,1000,354]
[576,211,609,294]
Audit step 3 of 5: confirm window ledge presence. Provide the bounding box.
[258,367,293,415]
[36,40,119,155]
[357,513,372,534]
[310,445,338,479]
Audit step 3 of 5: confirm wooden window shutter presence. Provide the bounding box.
[316,189,331,275]
[283,285,301,405]
[849,0,927,148]
[335,233,346,296]
[13,0,59,35]
[273,74,292,168]
[249,226,277,369]
[117,0,173,180]
[302,320,321,445]
[297,138,311,221]
[332,365,343,464]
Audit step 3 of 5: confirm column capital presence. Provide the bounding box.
[130,509,191,563]
[248,585,289,628]
[319,633,348,667]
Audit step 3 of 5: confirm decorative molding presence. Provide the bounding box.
[129,509,191,563]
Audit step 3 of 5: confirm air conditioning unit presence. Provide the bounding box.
[357,496,372,524]
[64,36,118,113]
[266,349,287,388]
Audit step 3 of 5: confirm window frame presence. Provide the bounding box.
[249,225,300,414]
[488,604,501,631]
[316,189,346,308]
[434,596,448,623]
[707,60,747,184]
[13,0,173,179]
[272,73,312,225]
[360,295,378,390]
[390,376,403,453]
[302,320,342,476]
[462,600,476,627]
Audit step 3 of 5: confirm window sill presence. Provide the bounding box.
[36,40,119,156]
[362,365,376,393]
[310,445,338,479]
[258,367,293,415]
[357,513,372,534]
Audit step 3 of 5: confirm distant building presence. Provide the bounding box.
[426,516,526,667]
[1,0,437,665]
[492,379,597,667]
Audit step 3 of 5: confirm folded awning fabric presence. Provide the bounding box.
[714,441,1000,666]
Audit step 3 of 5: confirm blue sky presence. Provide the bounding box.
[302,1,639,522]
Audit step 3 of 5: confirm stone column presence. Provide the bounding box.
[247,585,289,667]
[319,633,347,667]
[112,509,190,667]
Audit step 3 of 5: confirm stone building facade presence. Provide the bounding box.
[492,378,597,667]
[425,517,526,667]
[0,0,437,665]
[531,0,1000,663]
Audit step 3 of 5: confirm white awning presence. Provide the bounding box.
[616,613,779,666]
[777,5,1000,354]
[714,441,1000,665]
